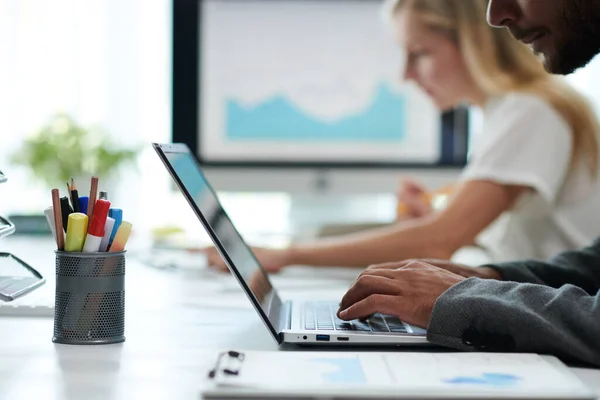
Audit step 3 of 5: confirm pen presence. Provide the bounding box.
[65,213,88,252]
[108,208,123,246]
[99,217,115,252]
[70,178,80,213]
[60,196,73,232]
[87,176,99,220]
[82,199,111,253]
[79,196,89,215]
[44,206,64,244]
[396,184,454,217]
[109,221,132,252]
[51,189,65,250]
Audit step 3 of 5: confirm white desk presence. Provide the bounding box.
[1,236,599,400]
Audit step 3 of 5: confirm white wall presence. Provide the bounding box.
[2,0,600,237]
[0,0,171,234]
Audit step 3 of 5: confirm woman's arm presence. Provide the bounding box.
[287,180,527,268]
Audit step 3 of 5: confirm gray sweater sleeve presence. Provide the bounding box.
[427,238,600,366]
[483,237,600,293]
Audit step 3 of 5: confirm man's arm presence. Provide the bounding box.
[428,279,600,366]
[480,237,600,294]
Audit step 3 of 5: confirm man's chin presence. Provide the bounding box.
[538,51,574,75]
[546,55,589,75]
[543,42,599,75]
[531,51,557,74]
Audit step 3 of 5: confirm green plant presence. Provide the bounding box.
[10,113,140,187]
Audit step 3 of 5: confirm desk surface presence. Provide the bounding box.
[1,237,599,400]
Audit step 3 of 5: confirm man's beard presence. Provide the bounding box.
[546,2,600,75]
[546,34,600,75]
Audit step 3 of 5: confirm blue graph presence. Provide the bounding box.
[314,357,367,384]
[444,373,522,387]
[225,83,406,142]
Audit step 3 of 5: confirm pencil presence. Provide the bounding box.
[87,176,98,219]
[70,178,80,213]
[67,181,73,206]
[52,189,65,250]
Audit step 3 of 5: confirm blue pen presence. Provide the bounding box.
[79,196,89,215]
[108,208,123,245]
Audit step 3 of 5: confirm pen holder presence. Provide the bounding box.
[53,251,126,345]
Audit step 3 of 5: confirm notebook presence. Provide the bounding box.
[203,350,593,399]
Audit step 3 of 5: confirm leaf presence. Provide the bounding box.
[8,113,141,187]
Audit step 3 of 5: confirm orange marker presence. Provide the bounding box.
[396,184,454,217]
[109,221,132,252]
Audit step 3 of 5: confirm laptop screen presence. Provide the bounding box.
[158,144,282,338]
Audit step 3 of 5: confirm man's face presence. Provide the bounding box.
[487,0,600,75]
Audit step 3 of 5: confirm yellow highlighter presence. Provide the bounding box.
[65,213,89,252]
[108,221,132,252]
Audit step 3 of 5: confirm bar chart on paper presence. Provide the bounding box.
[201,0,441,163]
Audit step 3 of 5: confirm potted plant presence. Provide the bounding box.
[10,113,140,189]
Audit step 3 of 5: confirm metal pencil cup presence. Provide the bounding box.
[53,251,126,345]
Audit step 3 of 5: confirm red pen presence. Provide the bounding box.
[82,199,111,253]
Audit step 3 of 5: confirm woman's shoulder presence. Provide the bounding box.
[476,91,571,154]
[486,91,561,116]
[485,91,569,132]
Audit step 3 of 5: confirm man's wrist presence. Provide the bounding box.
[475,266,503,280]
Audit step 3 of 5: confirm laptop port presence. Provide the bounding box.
[316,335,330,342]
[337,337,349,341]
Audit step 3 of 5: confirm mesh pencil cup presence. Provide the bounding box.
[53,251,126,345]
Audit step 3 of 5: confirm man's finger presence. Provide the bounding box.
[339,275,402,312]
[397,260,438,271]
[366,260,413,271]
[339,294,406,321]
[357,268,402,281]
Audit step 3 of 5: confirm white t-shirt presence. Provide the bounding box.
[460,92,600,263]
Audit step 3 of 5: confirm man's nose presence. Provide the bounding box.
[487,0,519,27]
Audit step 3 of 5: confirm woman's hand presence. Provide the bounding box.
[201,246,292,273]
[396,178,433,219]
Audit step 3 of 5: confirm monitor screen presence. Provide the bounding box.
[173,0,469,167]
[162,147,280,331]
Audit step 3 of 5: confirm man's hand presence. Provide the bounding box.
[366,259,503,280]
[337,261,468,328]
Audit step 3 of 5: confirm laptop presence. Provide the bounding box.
[153,143,429,346]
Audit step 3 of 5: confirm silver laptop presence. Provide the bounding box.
[153,143,429,346]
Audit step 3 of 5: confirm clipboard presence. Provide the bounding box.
[203,350,594,400]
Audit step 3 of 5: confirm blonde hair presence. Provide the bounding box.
[389,0,600,175]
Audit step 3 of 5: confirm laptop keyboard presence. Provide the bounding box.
[304,301,407,333]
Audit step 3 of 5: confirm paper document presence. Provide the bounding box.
[204,351,593,399]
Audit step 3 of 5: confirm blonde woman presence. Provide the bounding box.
[206,0,600,272]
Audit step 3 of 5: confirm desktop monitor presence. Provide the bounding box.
[172,0,469,169]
